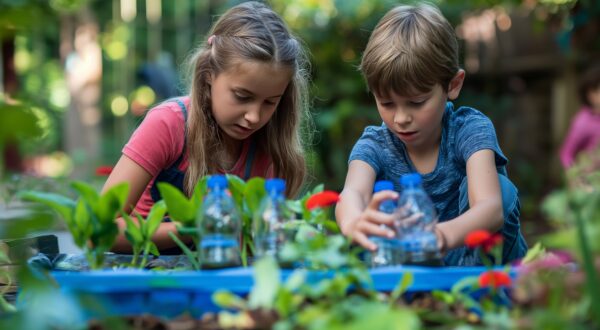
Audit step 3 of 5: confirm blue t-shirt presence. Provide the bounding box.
[349,102,508,222]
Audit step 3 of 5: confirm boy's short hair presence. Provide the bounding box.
[579,64,600,106]
[360,3,459,97]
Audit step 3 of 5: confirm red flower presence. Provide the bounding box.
[95,165,113,176]
[479,270,512,288]
[465,230,491,248]
[464,230,503,253]
[306,191,340,210]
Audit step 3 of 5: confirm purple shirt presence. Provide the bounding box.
[560,106,600,168]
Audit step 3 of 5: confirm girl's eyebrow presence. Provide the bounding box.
[233,87,283,99]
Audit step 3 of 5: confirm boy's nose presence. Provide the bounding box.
[393,109,412,125]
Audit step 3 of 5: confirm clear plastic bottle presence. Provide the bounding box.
[253,178,289,260]
[198,175,242,269]
[364,180,398,267]
[396,173,441,264]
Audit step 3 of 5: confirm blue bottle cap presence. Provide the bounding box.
[400,173,422,187]
[207,175,228,189]
[265,178,286,195]
[373,180,394,193]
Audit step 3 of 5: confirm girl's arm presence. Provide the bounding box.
[335,160,397,251]
[436,149,503,251]
[102,155,188,253]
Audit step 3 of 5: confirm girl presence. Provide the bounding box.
[103,1,311,253]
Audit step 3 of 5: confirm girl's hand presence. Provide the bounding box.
[343,190,398,251]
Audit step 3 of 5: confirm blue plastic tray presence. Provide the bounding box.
[51,266,512,319]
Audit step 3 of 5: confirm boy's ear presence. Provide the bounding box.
[447,69,465,100]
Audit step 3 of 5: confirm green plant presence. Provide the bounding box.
[213,256,422,330]
[158,175,268,268]
[20,181,128,269]
[122,201,167,268]
[541,150,600,326]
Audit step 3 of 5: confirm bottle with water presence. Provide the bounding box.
[396,173,441,265]
[363,180,399,267]
[253,178,289,261]
[198,175,241,269]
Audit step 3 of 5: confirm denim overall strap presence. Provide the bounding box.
[244,139,257,180]
[149,98,188,203]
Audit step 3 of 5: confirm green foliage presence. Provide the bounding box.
[122,200,167,268]
[541,151,600,326]
[20,181,128,269]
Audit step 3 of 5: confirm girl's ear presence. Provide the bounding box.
[447,69,465,100]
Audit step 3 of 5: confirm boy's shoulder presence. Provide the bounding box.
[446,103,493,130]
[358,123,392,144]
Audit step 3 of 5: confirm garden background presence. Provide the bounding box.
[1,0,599,246]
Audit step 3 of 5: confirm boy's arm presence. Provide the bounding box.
[436,149,504,251]
[335,160,397,251]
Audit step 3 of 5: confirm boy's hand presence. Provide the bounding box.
[434,225,447,254]
[342,191,398,251]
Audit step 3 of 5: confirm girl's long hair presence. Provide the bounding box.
[184,1,311,197]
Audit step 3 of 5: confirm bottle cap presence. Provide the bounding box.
[400,173,422,187]
[373,180,394,193]
[207,175,228,189]
[265,178,286,195]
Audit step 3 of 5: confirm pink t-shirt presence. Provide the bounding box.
[123,97,273,217]
[559,106,600,168]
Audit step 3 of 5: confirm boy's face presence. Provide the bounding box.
[374,85,447,150]
[373,70,465,151]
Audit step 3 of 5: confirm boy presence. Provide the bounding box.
[335,3,527,266]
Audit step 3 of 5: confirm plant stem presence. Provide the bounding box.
[572,199,600,324]
[130,248,140,268]
[168,231,200,270]
[140,244,150,268]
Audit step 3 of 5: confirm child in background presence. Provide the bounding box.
[335,3,527,266]
[102,1,311,253]
[560,64,600,168]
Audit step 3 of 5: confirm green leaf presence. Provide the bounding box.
[248,256,280,309]
[390,272,413,303]
[97,182,129,223]
[147,242,160,257]
[191,177,208,213]
[19,191,75,225]
[0,251,10,264]
[520,242,546,264]
[0,103,42,143]
[73,199,91,248]
[145,200,167,238]
[226,174,247,209]
[212,290,247,309]
[123,214,143,244]
[158,182,195,224]
[284,269,307,291]
[71,181,100,213]
[244,177,266,215]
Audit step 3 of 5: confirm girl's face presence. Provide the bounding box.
[210,60,292,140]
[374,71,464,152]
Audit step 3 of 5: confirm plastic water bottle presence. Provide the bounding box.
[396,173,441,264]
[364,180,398,267]
[198,175,241,269]
[253,178,289,260]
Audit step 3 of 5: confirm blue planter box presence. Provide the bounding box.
[51,265,513,319]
